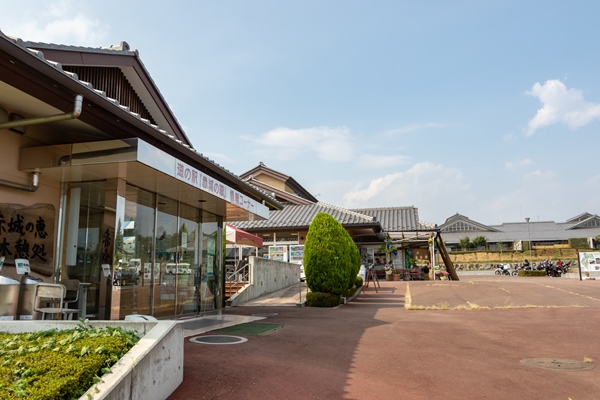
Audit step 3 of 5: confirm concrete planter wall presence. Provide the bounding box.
[0,320,183,400]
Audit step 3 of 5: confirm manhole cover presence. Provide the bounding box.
[252,313,279,317]
[190,335,248,345]
[520,358,594,371]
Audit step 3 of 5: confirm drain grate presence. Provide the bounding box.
[520,358,595,371]
[190,335,248,345]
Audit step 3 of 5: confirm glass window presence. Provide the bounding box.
[113,185,155,318]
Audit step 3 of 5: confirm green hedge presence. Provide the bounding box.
[355,276,363,288]
[305,292,341,307]
[568,238,590,249]
[517,270,546,277]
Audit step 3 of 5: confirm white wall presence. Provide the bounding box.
[229,256,300,306]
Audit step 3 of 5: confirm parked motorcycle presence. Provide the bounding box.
[557,261,572,275]
[495,264,512,276]
[547,264,562,277]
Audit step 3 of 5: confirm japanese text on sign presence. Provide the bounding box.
[174,160,261,214]
[0,204,54,276]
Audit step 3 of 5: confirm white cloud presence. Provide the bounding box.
[356,154,410,169]
[3,0,107,45]
[245,126,354,162]
[383,122,446,137]
[526,79,600,136]
[502,133,514,142]
[505,158,534,170]
[342,162,469,208]
[203,152,235,165]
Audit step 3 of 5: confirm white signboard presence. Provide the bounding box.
[101,263,112,277]
[174,159,269,219]
[15,258,30,274]
[578,252,600,272]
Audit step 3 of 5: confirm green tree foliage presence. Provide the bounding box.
[459,236,471,250]
[345,234,361,289]
[303,212,355,295]
[472,236,487,249]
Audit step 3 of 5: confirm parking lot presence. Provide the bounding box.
[171,276,600,400]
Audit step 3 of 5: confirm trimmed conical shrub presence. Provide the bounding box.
[304,212,358,296]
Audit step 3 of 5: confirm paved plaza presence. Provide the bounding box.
[170,276,600,400]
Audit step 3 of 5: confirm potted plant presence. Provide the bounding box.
[393,268,402,281]
[436,270,449,280]
[384,264,394,281]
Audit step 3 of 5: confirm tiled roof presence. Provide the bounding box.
[350,207,431,232]
[0,30,280,209]
[441,218,600,243]
[231,202,379,230]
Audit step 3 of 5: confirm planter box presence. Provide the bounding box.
[0,320,183,400]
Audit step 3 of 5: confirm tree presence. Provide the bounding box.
[459,237,471,251]
[472,236,487,249]
[303,212,355,295]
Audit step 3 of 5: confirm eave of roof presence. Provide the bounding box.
[20,40,193,148]
[246,178,315,205]
[239,162,318,203]
[0,30,282,211]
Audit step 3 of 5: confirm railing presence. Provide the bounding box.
[225,263,249,297]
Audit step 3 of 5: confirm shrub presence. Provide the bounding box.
[346,236,361,288]
[304,212,354,295]
[0,323,139,399]
[355,275,363,288]
[305,291,341,307]
[518,270,546,277]
[568,238,590,249]
[343,285,358,298]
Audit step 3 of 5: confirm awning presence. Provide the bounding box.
[226,224,263,248]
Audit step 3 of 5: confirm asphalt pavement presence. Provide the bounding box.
[170,275,600,400]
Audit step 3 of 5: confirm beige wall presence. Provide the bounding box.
[0,130,61,281]
[255,173,285,191]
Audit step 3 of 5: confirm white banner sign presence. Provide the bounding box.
[174,160,268,219]
[578,252,600,272]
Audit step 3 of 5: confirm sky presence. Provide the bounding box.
[2,0,600,226]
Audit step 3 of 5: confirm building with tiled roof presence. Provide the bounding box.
[0,30,282,320]
[231,163,455,277]
[440,213,600,251]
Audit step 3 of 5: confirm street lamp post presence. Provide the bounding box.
[526,217,532,264]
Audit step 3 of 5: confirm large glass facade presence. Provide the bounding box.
[68,181,222,320]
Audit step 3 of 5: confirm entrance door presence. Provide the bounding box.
[64,181,108,319]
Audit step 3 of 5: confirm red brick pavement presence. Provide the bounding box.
[170,276,600,400]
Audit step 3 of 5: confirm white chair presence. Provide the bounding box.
[33,283,79,320]
[60,279,80,320]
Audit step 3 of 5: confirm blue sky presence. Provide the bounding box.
[2,1,600,225]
